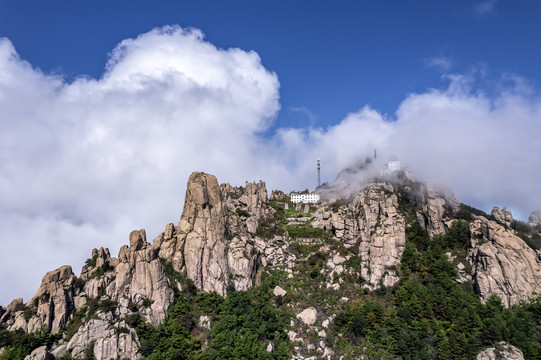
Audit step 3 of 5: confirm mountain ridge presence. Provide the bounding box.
[1,170,541,360]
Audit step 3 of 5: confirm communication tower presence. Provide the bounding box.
[317,159,321,187]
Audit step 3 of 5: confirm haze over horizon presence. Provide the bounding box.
[1,1,540,306]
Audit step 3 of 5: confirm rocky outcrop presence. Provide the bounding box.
[106,229,173,325]
[23,346,53,360]
[226,235,259,291]
[157,172,274,295]
[0,298,24,325]
[254,235,297,270]
[153,223,182,275]
[297,307,317,325]
[0,171,311,357]
[80,247,118,281]
[222,180,275,234]
[356,185,406,289]
[22,266,77,334]
[476,342,524,360]
[529,211,541,227]
[270,190,287,201]
[491,207,513,228]
[66,313,142,360]
[313,184,405,289]
[177,172,230,295]
[469,217,541,307]
[415,182,459,237]
[5,169,541,360]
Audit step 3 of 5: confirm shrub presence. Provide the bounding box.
[85,253,98,267]
[511,220,531,234]
[235,208,251,218]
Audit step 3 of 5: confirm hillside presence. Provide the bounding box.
[1,170,541,360]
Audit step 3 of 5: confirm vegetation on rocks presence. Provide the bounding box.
[0,327,57,360]
[131,267,291,360]
[332,220,541,359]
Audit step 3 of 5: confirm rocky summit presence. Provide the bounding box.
[1,170,541,360]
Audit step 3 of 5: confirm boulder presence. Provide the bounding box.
[476,342,524,360]
[296,307,317,326]
[199,315,211,330]
[273,286,287,297]
[23,346,53,360]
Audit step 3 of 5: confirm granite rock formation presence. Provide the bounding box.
[468,217,541,307]
[491,206,514,228]
[312,184,406,288]
[476,342,524,360]
[156,172,273,295]
[529,211,541,227]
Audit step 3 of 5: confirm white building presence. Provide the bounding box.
[387,160,400,172]
[290,192,320,203]
[381,157,401,176]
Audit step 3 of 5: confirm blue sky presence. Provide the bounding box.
[1,1,541,305]
[2,1,540,129]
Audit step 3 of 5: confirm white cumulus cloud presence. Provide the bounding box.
[0,26,282,305]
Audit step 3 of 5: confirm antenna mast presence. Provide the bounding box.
[317,159,321,187]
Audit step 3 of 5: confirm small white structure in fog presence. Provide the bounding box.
[381,156,401,176]
[290,193,320,203]
[387,159,400,172]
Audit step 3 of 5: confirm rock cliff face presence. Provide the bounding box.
[313,184,406,288]
[65,314,142,360]
[177,172,229,294]
[156,172,273,295]
[355,185,406,288]
[415,182,460,238]
[30,266,77,334]
[110,229,173,325]
[1,171,275,359]
[3,266,77,334]
[468,217,541,307]
[78,230,174,327]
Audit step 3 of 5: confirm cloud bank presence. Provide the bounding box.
[1,25,540,306]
